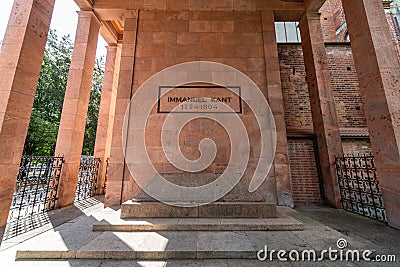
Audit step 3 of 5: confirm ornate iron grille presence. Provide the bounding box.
[5,156,64,239]
[75,156,100,201]
[334,153,387,222]
[103,158,110,193]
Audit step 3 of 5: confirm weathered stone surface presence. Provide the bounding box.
[55,11,100,208]
[94,45,120,194]
[341,0,400,229]
[105,15,139,207]
[105,10,283,210]
[299,11,343,208]
[120,201,277,218]
[0,0,55,233]
[262,11,293,207]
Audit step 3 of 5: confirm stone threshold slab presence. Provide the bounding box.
[15,250,326,260]
[15,251,255,260]
[15,249,379,261]
[92,218,304,232]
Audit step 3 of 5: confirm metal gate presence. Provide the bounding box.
[334,153,387,222]
[75,156,101,201]
[5,156,64,239]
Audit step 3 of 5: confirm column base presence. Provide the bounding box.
[382,188,400,229]
[0,227,4,245]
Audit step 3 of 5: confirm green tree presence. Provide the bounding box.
[23,30,104,156]
[24,30,73,155]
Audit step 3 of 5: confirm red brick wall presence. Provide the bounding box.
[320,0,347,42]
[319,0,400,61]
[279,44,367,129]
[279,43,372,204]
[288,138,324,204]
[279,45,313,129]
[326,45,367,127]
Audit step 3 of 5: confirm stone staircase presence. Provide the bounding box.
[14,203,305,261]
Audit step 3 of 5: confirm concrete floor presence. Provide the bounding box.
[0,198,398,267]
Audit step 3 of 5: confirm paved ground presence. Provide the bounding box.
[0,198,398,267]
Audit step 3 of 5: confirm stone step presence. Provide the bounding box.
[15,230,315,261]
[121,201,278,219]
[16,250,258,260]
[16,231,312,260]
[92,217,304,232]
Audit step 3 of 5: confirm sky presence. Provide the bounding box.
[0,0,107,58]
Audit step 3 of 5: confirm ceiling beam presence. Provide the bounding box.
[93,0,305,11]
[304,0,327,11]
[94,8,137,21]
[99,21,120,45]
[73,0,93,10]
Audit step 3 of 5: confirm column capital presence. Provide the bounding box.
[299,11,321,28]
[122,10,139,20]
[77,10,101,26]
[106,45,118,52]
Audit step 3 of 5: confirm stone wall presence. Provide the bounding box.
[123,10,276,203]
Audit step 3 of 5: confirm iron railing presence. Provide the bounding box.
[75,156,101,201]
[103,158,110,194]
[335,153,387,222]
[5,156,64,239]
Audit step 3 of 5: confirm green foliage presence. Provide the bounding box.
[82,57,105,156]
[24,30,72,156]
[23,30,104,156]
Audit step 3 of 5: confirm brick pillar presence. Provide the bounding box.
[93,44,121,194]
[299,11,343,208]
[262,11,294,206]
[341,0,400,228]
[54,11,100,208]
[105,16,138,207]
[0,0,55,237]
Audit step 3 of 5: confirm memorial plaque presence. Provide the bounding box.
[157,86,242,114]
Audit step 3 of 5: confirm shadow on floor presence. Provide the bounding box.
[2,196,104,242]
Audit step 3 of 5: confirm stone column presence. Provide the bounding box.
[105,15,138,207]
[341,0,400,228]
[93,44,121,194]
[0,0,55,237]
[299,11,343,208]
[262,11,294,206]
[54,11,100,208]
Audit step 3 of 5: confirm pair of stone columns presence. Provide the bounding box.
[0,0,106,240]
[299,0,400,229]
